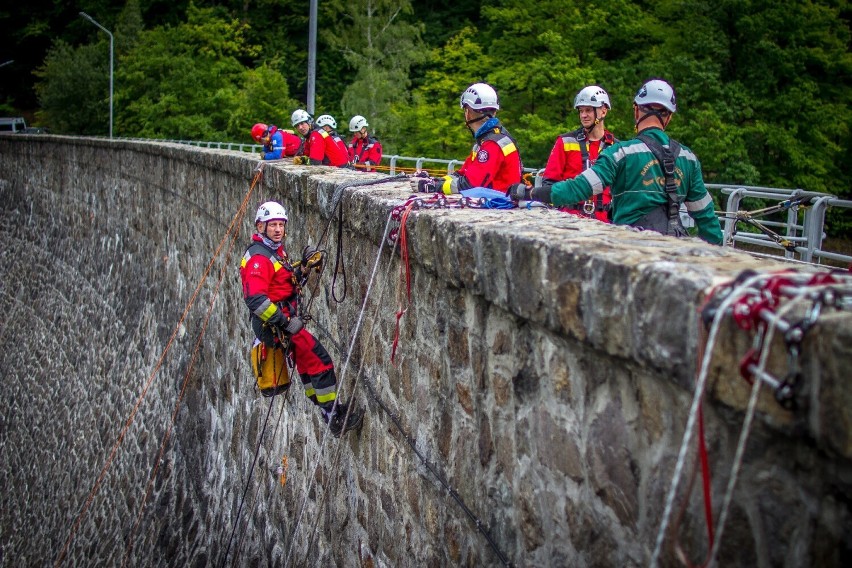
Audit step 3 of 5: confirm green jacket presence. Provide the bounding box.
[542,127,723,245]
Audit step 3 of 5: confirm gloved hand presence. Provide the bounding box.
[507,182,532,201]
[410,176,440,193]
[293,155,309,165]
[283,316,304,335]
[301,245,324,271]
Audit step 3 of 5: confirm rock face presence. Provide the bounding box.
[1,135,850,567]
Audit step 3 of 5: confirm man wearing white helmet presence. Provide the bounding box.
[411,82,523,194]
[291,109,349,167]
[347,115,383,171]
[240,201,363,436]
[315,115,351,163]
[514,78,723,244]
[541,85,619,222]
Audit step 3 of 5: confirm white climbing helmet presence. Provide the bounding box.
[459,83,500,111]
[574,85,611,109]
[349,115,368,131]
[315,114,337,129]
[634,79,677,112]
[255,201,288,224]
[291,109,313,127]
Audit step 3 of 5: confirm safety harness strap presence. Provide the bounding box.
[636,134,687,236]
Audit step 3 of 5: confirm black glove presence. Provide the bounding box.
[410,177,440,193]
[267,308,288,329]
[507,182,532,201]
[283,316,304,335]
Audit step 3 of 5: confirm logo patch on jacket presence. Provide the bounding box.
[477,150,489,163]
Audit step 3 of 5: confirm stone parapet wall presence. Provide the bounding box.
[1,135,849,567]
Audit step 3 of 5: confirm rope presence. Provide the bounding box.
[291,201,514,566]
[220,393,282,567]
[231,395,289,567]
[307,324,515,567]
[122,212,243,566]
[282,206,397,567]
[706,286,815,567]
[54,163,266,567]
[650,272,769,566]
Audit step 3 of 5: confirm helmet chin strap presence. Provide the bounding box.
[465,111,492,136]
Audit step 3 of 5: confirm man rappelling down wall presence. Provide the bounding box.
[240,201,363,436]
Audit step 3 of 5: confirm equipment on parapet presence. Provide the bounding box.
[655,267,852,567]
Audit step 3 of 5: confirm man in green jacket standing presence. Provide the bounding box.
[513,79,723,245]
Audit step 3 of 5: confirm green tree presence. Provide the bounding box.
[389,27,493,157]
[34,40,111,135]
[322,0,425,137]
[116,4,261,140]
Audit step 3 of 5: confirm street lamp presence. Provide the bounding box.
[0,60,14,69]
[306,0,317,115]
[79,12,113,139]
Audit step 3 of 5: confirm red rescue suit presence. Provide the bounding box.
[349,135,383,168]
[542,127,617,222]
[302,127,349,167]
[330,131,349,163]
[440,119,522,194]
[240,235,338,406]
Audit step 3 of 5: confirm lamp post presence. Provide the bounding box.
[0,60,14,69]
[79,12,113,139]
[307,0,317,115]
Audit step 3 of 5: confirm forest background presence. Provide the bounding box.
[2,0,850,236]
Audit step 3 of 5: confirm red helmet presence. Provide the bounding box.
[251,123,268,142]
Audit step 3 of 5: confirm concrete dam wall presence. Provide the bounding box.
[1,135,850,567]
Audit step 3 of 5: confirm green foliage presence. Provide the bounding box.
[19,0,852,237]
[230,64,300,142]
[322,0,425,137]
[388,27,492,157]
[116,4,262,140]
[34,40,111,135]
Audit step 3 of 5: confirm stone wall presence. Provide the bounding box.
[1,135,849,567]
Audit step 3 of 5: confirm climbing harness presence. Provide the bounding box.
[634,134,687,237]
[652,268,852,567]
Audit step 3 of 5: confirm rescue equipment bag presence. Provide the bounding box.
[250,340,290,397]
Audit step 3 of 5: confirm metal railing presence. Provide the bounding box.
[139,139,852,266]
[709,184,852,265]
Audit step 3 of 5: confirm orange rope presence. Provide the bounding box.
[55,164,264,567]
[122,207,246,566]
[351,162,430,175]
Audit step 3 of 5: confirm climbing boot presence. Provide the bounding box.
[327,402,364,437]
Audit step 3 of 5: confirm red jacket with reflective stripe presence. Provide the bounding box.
[457,123,522,191]
[543,128,616,221]
[240,235,297,312]
[303,128,349,166]
[348,135,383,165]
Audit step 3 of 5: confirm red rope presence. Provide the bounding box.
[390,201,416,363]
[698,405,715,551]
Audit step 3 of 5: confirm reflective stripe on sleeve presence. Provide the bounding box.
[685,193,713,211]
[256,299,277,321]
[580,169,604,195]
